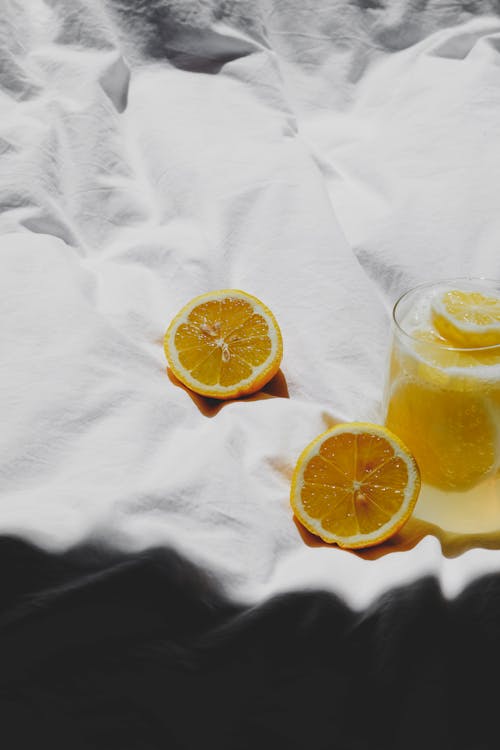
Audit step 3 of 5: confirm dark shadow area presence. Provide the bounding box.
[2,535,500,748]
[158,41,251,74]
[167,367,289,417]
[108,0,263,73]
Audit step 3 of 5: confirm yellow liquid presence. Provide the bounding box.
[384,289,500,535]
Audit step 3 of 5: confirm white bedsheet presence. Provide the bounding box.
[2,0,500,609]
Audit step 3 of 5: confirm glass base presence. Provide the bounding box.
[413,477,500,535]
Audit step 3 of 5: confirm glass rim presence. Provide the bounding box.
[392,276,500,353]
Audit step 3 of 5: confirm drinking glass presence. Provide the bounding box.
[382,278,500,533]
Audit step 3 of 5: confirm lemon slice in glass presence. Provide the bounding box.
[431,289,500,348]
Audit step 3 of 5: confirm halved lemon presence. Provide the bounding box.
[431,289,500,348]
[164,290,283,399]
[291,423,421,548]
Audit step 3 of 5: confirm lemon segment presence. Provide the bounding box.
[431,289,500,348]
[291,423,421,549]
[164,290,283,399]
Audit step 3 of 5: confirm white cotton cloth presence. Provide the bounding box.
[1,0,500,609]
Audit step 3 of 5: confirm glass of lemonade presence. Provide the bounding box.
[383,278,500,534]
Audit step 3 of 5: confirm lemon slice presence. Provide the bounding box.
[431,289,500,348]
[164,290,283,399]
[290,423,421,548]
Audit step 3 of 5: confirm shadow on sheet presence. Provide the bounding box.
[167,367,290,416]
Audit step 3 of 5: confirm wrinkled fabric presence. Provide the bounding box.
[1,0,500,610]
[2,537,500,749]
